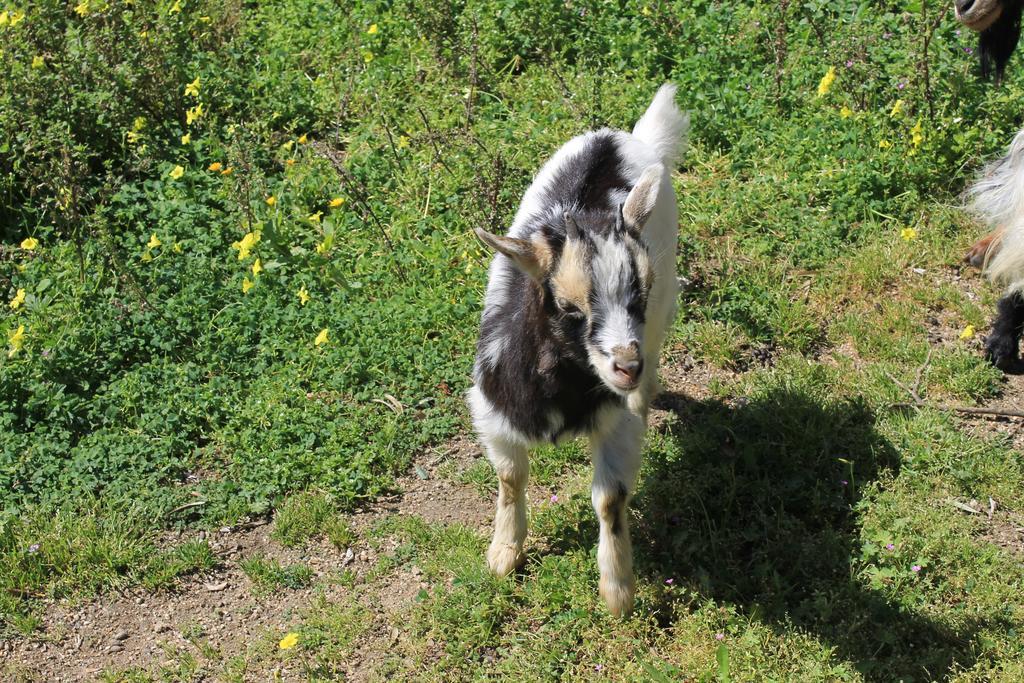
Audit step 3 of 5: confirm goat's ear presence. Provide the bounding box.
[622,164,664,231]
[474,228,549,280]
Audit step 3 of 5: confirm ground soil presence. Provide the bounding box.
[3,331,1023,681]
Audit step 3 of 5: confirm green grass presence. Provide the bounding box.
[3,0,1024,679]
[239,554,314,595]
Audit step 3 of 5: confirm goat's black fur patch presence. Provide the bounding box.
[979,0,1024,79]
[476,132,642,441]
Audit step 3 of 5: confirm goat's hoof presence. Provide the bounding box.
[964,244,988,269]
[487,542,525,577]
[985,334,1020,371]
[599,576,635,618]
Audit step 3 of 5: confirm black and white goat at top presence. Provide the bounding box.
[955,0,1024,368]
[468,84,687,617]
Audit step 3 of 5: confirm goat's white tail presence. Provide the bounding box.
[632,83,689,166]
[969,127,1024,292]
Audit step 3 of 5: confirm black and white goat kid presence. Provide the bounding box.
[955,0,1024,369]
[468,85,687,616]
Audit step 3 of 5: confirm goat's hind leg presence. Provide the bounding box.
[483,435,529,576]
[986,292,1024,371]
[591,409,645,617]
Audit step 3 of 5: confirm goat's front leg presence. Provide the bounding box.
[986,292,1024,370]
[484,436,529,577]
[591,409,645,617]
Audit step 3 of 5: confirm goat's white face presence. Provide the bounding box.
[955,0,1004,31]
[475,164,663,397]
[551,220,653,395]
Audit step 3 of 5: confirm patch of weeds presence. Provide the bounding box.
[141,539,219,592]
[926,348,1002,403]
[240,554,314,595]
[686,320,750,369]
[271,491,355,549]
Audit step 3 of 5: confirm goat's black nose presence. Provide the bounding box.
[956,0,976,14]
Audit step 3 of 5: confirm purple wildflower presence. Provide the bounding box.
[715,633,725,641]
[846,59,854,67]
[28,544,39,554]
[595,664,604,672]
[885,543,894,551]
[965,46,974,55]
[665,578,674,585]
[840,480,848,486]
[550,494,558,503]
[897,81,906,90]
[911,565,922,573]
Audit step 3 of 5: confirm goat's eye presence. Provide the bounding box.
[557,298,584,318]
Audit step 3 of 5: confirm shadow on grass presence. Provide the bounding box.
[604,387,994,681]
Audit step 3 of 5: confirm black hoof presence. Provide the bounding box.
[985,333,1020,371]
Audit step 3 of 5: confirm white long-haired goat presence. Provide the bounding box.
[967,130,1024,368]
[955,0,1024,368]
[468,84,687,616]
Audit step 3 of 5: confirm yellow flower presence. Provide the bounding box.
[141,250,153,262]
[133,116,146,131]
[20,237,38,250]
[147,233,162,249]
[31,55,44,69]
[252,258,262,276]
[279,632,300,650]
[208,162,223,172]
[281,140,294,151]
[181,133,191,145]
[297,134,308,144]
[126,131,141,144]
[363,51,374,63]
[139,29,148,38]
[959,324,976,340]
[900,227,917,241]
[231,230,261,260]
[184,76,200,98]
[308,211,323,223]
[266,196,277,207]
[839,105,852,119]
[8,324,25,358]
[169,165,185,179]
[890,99,904,118]
[242,277,254,293]
[297,287,310,305]
[315,241,328,255]
[314,329,329,346]
[173,242,183,253]
[74,2,89,17]
[0,10,8,25]
[910,119,924,148]
[285,158,296,166]
[170,0,182,13]
[396,135,409,149]
[9,288,26,310]
[878,139,893,150]
[367,23,378,35]
[329,197,345,209]
[186,104,204,124]
[220,166,234,176]
[9,10,23,26]
[817,66,836,97]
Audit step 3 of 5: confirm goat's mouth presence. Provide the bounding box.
[956,0,1003,31]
